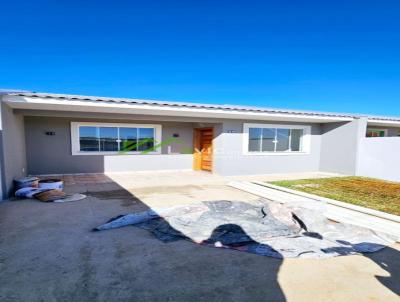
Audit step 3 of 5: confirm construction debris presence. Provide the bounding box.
[53,193,87,203]
[34,189,66,202]
[38,179,64,190]
[15,187,47,198]
[14,177,86,203]
[14,177,39,190]
[93,200,395,259]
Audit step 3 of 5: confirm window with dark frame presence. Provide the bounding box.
[248,127,304,152]
[79,126,156,152]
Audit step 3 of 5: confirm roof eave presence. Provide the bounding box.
[367,119,400,127]
[2,95,355,123]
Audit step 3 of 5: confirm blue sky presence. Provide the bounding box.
[1,1,400,116]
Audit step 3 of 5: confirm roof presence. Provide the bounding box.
[2,91,400,122]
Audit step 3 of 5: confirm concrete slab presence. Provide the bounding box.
[1,171,399,301]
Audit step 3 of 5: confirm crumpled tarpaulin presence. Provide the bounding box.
[93,200,395,259]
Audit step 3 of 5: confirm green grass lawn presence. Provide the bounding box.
[269,177,400,216]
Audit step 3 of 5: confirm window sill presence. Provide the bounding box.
[72,151,161,156]
[243,152,310,156]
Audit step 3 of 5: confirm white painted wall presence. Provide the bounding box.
[319,118,367,175]
[0,102,27,198]
[103,154,193,172]
[357,137,400,182]
[213,120,321,176]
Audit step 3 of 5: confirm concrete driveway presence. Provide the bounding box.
[0,171,399,302]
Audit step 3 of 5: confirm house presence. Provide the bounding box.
[1,91,400,198]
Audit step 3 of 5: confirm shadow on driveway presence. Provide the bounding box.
[0,174,399,301]
[366,245,400,296]
[0,175,285,302]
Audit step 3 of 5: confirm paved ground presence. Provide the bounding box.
[0,171,399,302]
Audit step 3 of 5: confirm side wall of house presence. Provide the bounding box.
[24,116,195,175]
[357,137,400,182]
[213,120,322,176]
[0,102,27,198]
[319,118,367,175]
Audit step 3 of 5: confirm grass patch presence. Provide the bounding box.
[269,177,400,216]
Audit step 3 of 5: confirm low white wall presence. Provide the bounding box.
[103,154,193,172]
[357,137,400,182]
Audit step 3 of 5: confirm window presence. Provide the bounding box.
[79,126,99,151]
[243,123,311,154]
[99,127,119,151]
[71,122,162,155]
[138,128,155,151]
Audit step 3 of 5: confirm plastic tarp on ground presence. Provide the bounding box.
[93,199,395,259]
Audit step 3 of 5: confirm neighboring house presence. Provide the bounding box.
[1,91,400,198]
[366,128,400,137]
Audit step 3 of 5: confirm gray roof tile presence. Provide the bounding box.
[4,91,400,122]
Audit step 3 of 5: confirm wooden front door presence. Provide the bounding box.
[194,128,213,171]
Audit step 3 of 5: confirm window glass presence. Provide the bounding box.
[119,127,137,152]
[262,128,276,152]
[99,127,119,151]
[276,129,290,151]
[79,126,99,151]
[138,128,155,151]
[77,124,158,153]
[248,128,262,152]
[290,129,303,151]
[247,126,305,153]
